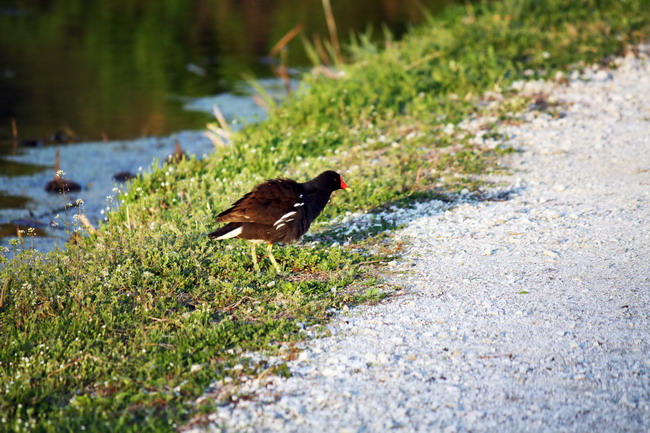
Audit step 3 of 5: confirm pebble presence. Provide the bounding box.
[545,210,562,219]
[553,184,567,192]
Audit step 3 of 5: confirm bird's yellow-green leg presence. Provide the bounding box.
[266,243,282,274]
[250,243,260,272]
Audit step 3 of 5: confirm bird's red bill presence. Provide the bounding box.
[340,177,351,191]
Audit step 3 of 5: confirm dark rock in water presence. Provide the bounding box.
[45,150,82,193]
[19,139,44,147]
[112,171,136,182]
[45,178,81,193]
[47,128,76,143]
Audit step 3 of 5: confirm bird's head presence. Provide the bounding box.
[314,170,351,192]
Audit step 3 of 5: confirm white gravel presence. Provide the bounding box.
[191,50,650,433]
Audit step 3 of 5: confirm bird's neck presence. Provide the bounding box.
[302,184,333,221]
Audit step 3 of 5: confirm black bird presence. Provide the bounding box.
[208,170,350,273]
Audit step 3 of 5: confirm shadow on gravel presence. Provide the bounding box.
[309,187,523,246]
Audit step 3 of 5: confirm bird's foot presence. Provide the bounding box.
[250,243,260,273]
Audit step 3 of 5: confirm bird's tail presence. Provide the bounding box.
[208,223,243,240]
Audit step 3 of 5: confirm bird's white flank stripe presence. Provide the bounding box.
[294,202,305,207]
[273,211,297,226]
[275,223,286,230]
[214,226,242,240]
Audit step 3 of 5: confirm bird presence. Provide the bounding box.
[208,170,350,273]
[45,150,81,193]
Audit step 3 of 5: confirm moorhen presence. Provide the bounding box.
[208,170,350,273]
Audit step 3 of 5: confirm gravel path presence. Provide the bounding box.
[193,51,650,433]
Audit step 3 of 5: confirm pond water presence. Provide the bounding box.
[0,0,456,251]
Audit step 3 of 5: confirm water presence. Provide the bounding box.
[0,0,456,251]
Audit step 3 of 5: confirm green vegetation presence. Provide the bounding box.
[2,0,649,431]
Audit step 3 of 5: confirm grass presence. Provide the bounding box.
[2,0,649,431]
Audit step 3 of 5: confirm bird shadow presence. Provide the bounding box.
[306,186,524,246]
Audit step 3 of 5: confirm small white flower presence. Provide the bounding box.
[75,199,84,206]
[56,170,65,177]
